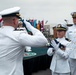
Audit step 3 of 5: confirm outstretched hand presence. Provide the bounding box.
[51,40,60,50]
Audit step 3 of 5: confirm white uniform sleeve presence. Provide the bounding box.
[55,48,69,59]
[18,21,48,47]
[47,48,54,56]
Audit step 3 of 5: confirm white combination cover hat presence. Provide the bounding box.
[0,7,21,18]
[56,24,68,31]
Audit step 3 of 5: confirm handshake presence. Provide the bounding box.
[46,39,66,50]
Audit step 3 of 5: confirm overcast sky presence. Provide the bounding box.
[0,0,76,24]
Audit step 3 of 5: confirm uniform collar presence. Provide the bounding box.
[1,26,15,31]
[57,37,65,41]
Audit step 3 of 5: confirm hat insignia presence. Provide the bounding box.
[57,24,61,27]
[16,14,20,16]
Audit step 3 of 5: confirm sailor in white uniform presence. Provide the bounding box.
[0,7,48,75]
[66,12,76,75]
[47,24,71,75]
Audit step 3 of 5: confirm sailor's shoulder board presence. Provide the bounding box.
[65,38,71,42]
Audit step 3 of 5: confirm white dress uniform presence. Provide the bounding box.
[17,27,32,52]
[66,24,76,75]
[66,24,76,59]
[47,37,71,75]
[0,7,48,75]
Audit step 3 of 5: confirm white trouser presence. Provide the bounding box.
[52,71,70,75]
[69,58,76,75]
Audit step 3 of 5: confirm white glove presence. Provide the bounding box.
[25,46,32,52]
[47,48,54,56]
[24,20,33,31]
[51,40,60,50]
[24,20,41,35]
